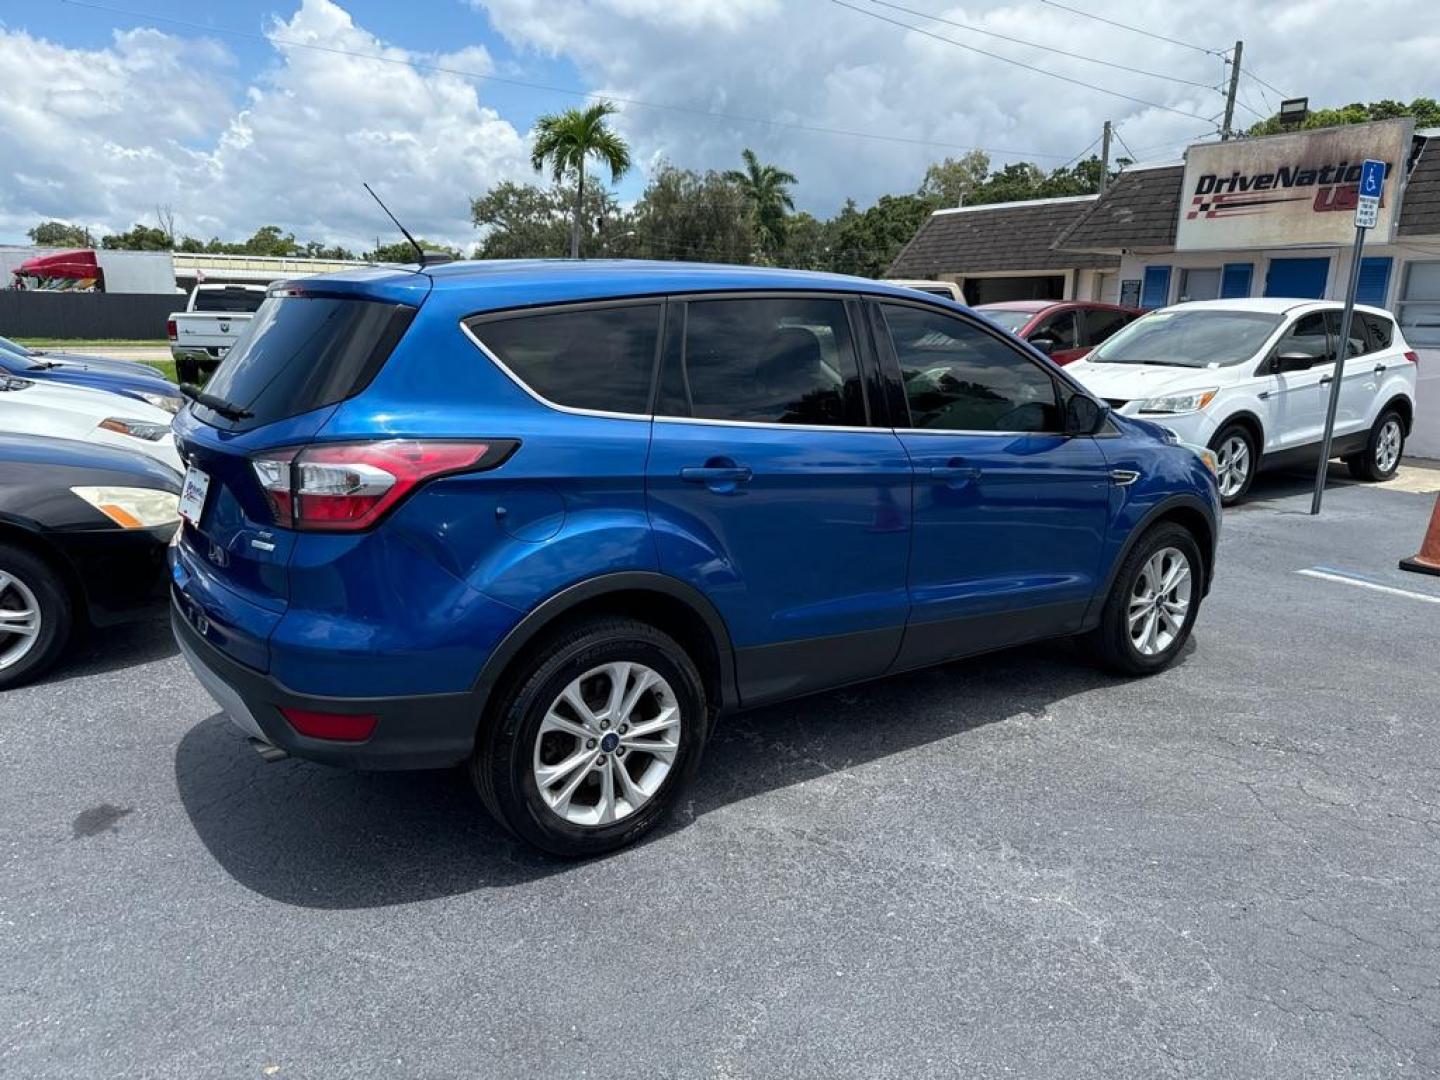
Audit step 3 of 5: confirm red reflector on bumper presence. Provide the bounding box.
[280,707,378,742]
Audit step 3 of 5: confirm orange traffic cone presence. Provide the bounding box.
[1400,491,1440,577]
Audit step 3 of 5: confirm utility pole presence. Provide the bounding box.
[1100,120,1113,193]
[1221,40,1244,140]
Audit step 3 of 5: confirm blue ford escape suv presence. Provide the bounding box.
[171,261,1219,857]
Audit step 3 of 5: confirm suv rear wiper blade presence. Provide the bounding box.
[179,383,253,421]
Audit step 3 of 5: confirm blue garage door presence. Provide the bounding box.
[1264,257,1330,299]
[1356,257,1393,307]
[1140,265,1171,308]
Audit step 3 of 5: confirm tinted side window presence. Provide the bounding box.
[470,304,660,414]
[1273,312,1333,364]
[1323,309,1368,358]
[1035,310,1079,350]
[1359,312,1394,352]
[658,297,865,426]
[1084,308,1129,345]
[881,304,1061,433]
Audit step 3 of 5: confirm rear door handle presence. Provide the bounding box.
[1319,375,1334,385]
[680,465,752,484]
[1374,363,1387,375]
[928,458,981,485]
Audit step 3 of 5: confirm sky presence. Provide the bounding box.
[1,0,1437,254]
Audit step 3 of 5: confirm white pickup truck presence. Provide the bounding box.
[167,284,268,384]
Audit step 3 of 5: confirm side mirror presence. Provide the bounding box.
[1271,351,1315,373]
[1030,337,1057,356]
[1064,394,1106,436]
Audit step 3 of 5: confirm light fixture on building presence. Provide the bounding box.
[1278,98,1309,127]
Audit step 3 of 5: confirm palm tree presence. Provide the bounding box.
[530,101,632,259]
[725,148,798,261]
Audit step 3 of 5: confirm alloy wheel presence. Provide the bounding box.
[532,661,682,827]
[1128,546,1193,657]
[1376,419,1403,473]
[0,571,42,671]
[1215,435,1251,498]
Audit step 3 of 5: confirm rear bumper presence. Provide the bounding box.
[171,596,481,770]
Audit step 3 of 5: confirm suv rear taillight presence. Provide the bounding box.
[251,439,514,532]
[1405,350,1419,365]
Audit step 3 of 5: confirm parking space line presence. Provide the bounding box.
[1297,567,1440,605]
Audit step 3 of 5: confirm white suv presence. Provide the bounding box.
[1066,299,1419,504]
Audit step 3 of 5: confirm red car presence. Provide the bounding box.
[975,301,1143,365]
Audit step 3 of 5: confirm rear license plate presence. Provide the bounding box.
[178,466,211,526]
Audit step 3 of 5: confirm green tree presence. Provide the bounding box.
[1245,96,1440,136]
[100,223,173,250]
[530,100,632,259]
[781,212,838,272]
[826,194,934,279]
[368,238,459,263]
[240,225,299,257]
[629,165,756,264]
[918,150,990,208]
[471,180,621,259]
[27,221,93,248]
[724,148,798,262]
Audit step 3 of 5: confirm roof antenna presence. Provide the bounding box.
[363,182,450,267]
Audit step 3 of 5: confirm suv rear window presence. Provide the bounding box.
[192,287,267,313]
[467,303,661,414]
[197,296,414,430]
[1359,312,1394,351]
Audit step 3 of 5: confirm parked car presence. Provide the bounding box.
[884,279,964,302]
[170,261,1220,857]
[1,334,163,380]
[167,283,269,385]
[976,301,1143,365]
[0,433,180,688]
[0,336,181,414]
[0,374,182,473]
[1066,298,1419,505]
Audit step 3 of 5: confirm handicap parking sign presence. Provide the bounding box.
[1355,158,1385,229]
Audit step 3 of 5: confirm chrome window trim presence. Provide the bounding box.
[654,414,889,435]
[458,318,654,423]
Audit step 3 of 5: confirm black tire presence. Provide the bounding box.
[1208,422,1258,506]
[1081,522,1204,677]
[1346,409,1405,482]
[470,616,709,858]
[0,543,73,691]
[174,356,201,386]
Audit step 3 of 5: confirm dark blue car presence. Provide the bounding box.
[0,335,181,414]
[170,261,1220,856]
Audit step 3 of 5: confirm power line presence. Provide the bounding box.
[1037,0,1223,56]
[1112,129,1138,161]
[1239,66,1291,101]
[829,0,1214,122]
[859,0,1218,90]
[57,0,1071,160]
[1058,134,1103,170]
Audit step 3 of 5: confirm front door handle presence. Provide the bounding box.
[680,465,753,485]
[1374,363,1387,376]
[1319,374,1334,385]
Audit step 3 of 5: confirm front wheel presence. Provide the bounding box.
[1208,423,1257,506]
[471,617,709,858]
[1346,409,1405,482]
[1082,523,1204,676]
[0,543,73,690]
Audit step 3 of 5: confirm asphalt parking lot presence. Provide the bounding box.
[4,468,1440,1079]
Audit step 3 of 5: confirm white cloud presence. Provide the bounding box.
[0,0,533,251]
[475,0,1440,212]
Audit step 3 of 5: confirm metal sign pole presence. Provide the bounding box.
[1310,228,1366,514]
[1311,158,1386,515]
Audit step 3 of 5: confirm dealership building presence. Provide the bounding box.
[892,118,1440,458]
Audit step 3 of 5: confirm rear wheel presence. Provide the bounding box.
[1082,523,1203,676]
[1208,423,1257,506]
[0,543,72,691]
[174,355,202,386]
[471,617,708,858]
[1346,409,1405,482]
